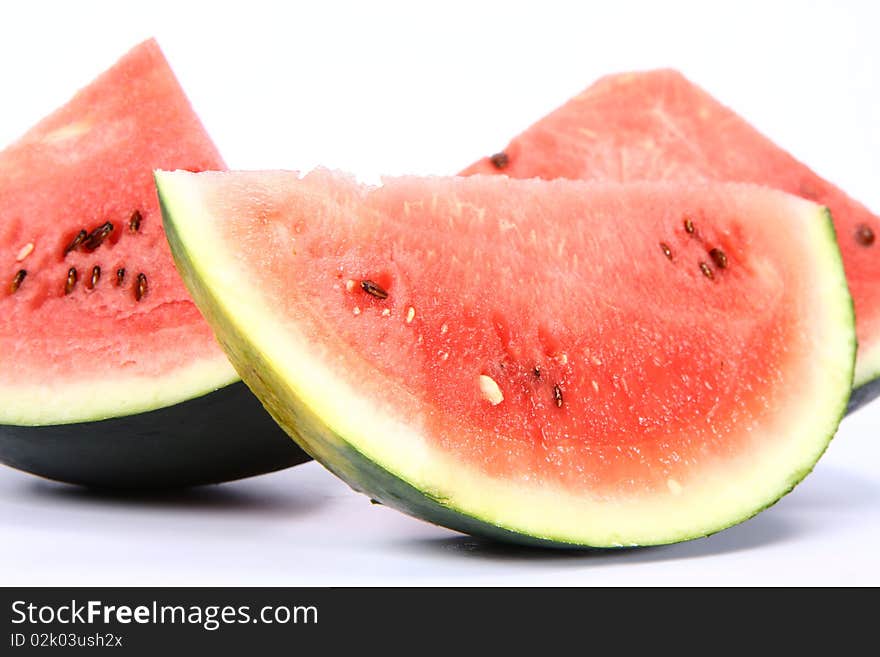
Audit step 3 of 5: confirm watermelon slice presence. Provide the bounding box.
[156,169,853,547]
[0,40,308,488]
[462,69,880,411]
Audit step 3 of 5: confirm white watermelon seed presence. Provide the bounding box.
[479,375,504,405]
[16,242,34,261]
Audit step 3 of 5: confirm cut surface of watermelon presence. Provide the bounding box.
[462,69,880,406]
[158,169,853,546]
[0,40,308,487]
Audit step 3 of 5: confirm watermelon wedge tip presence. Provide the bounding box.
[0,40,309,488]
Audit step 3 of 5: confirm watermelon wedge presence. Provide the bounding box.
[156,169,853,547]
[462,69,880,411]
[0,40,308,488]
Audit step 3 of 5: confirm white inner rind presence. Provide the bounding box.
[854,340,880,389]
[0,355,238,426]
[158,171,854,546]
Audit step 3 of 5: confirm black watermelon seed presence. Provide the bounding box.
[10,269,26,293]
[82,222,114,252]
[116,268,126,286]
[135,273,147,301]
[63,230,87,256]
[129,210,142,233]
[660,242,673,260]
[489,152,510,170]
[88,266,101,289]
[553,383,564,408]
[64,268,78,295]
[684,217,695,234]
[533,365,541,378]
[699,262,714,280]
[360,280,388,300]
[855,224,875,247]
[709,248,728,269]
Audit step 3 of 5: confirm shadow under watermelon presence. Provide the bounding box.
[402,465,878,561]
[22,475,330,520]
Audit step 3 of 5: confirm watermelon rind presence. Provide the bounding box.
[158,171,854,547]
[0,39,311,488]
[0,379,307,489]
[847,378,880,413]
[850,345,880,411]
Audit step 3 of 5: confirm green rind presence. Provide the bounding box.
[0,380,310,489]
[847,378,880,413]
[849,300,880,409]
[159,174,854,547]
[185,324,843,549]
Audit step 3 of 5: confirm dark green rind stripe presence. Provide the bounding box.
[0,380,310,489]
[847,379,879,413]
[160,183,853,547]
[819,206,860,414]
[201,327,847,549]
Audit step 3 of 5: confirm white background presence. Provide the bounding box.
[1,0,879,585]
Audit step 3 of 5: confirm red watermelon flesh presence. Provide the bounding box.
[0,39,234,424]
[157,169,853,545]
[462,69,880,390]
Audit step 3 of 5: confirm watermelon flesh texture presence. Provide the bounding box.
[0,40,308,487]
[0,39,225,422]
[462,69,880,407]
[158,170,853,546]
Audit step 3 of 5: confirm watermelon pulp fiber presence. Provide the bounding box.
[158,169,853,547]
[462,69,880,410]
[0,39,309,487]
